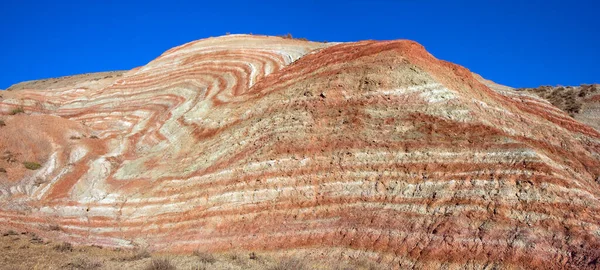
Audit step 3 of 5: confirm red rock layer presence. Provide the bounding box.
[1,35,600,269]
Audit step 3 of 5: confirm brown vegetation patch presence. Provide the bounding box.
[145,258,176,270]
[517,84,599,117]
[23,161,42,170]
[9,107,24,115]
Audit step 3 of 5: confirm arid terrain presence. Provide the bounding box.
[1,35,600,269]
[1,228,380,270]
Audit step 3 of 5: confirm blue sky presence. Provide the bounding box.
[0,0,598,89]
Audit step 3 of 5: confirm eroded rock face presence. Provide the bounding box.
[1,35,600,269]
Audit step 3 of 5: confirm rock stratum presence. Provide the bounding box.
[1,35,600,269]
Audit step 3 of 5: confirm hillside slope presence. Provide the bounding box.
[1,35,600,269]
[472,74,600,132]
[517,85,600,131]
[6,71,127,92]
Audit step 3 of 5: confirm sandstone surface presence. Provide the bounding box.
[1,35,600,269]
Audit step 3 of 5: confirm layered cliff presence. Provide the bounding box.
[1,35,600,269]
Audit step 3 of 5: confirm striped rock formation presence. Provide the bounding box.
[1,35,600,269]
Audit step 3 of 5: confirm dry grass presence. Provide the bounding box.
[193,250,216,264]
[145,258,176,270]
[269,257,307,270]
[54,242,74,252]
[64,257,103,270]
[119,249,152,261]
[0,229,383,269]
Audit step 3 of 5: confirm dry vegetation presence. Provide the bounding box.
[23,161,42,170]
[10,107,25,115]
[0,229,383,270]
[145,258,176,270]
[278,33,309,41]
[517,84,599,117]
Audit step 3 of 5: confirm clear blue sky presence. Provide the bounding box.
[0,0,598,89]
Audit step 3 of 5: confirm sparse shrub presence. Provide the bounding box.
[23,161,42,170]
[54,241,73,252]
[9,107,24,115]
[145,258,176,270]
[269,258,307,270]
[0,168,6,173]
[34,177,47,186]
[90,135,99,139]
[69,136,81,140]
[2,151,16,163]
[227,252,246,264]
[0,120,5,127]
[48,224,61,231]
[2,230,18,236]
[120,249,152,261]
[193,250,216,264]
[64,257,102,270]
[278,33,309,41]
[30,234,44,244]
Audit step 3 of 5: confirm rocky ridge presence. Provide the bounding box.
[1,35,600,269]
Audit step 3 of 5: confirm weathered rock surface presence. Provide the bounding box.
[1,35,600,269]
